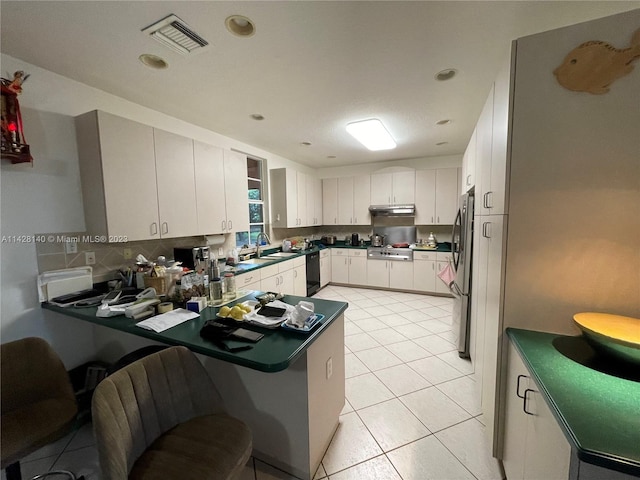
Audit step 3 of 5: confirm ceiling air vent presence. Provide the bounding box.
[142,14,209,55]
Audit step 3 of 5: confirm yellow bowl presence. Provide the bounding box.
[573,312,640,366]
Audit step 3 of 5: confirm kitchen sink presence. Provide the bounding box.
[238,258,273,265]
[265,252,298,258]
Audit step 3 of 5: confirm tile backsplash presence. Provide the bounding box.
[36,224,454,284]
[35,233,219,283]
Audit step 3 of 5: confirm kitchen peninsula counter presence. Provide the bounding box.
[43,292,347,373]
[44,293,348,480]
[507,328,640,478]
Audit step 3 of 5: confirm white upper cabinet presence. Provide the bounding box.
[435,168,459,225]
[414,168,459,225]
[322,178,338,225]
[338,175,370,225]
[462,128,477,193]
[353,175,371,225]
[306,175,322,226]
[76,110,160,241]
[415,170,436,224]
[371,171,415,205]
[270,168,316,228]
[77,111,201,241]
[478,62,510,215]
[194,143,249,234]
[153,129,199,238]
[222,150,250,234]
[337,177,354,225]
[194,141,226,234]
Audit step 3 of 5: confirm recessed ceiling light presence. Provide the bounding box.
[250,114,264,121]
[139,54,168,69]
[346,119,396,151]
[225,15,256,37]
[436,141,449,146]
[436,119,451,125]
[435,69,457,81]
[301,141,312,146]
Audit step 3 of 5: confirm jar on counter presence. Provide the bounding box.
[209,277,223,305]
[223,272,236,301]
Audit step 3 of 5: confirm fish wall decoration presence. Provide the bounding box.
[553,28,640,94]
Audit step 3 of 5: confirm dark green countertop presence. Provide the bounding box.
[233,242,452,276]
[507,328,640,476]
[43,293,348,373]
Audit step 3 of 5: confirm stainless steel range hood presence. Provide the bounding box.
[369,204,415,216]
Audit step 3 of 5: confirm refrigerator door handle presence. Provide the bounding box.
[452,208,462,270]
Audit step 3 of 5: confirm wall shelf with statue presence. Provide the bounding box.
[1,71,33,165]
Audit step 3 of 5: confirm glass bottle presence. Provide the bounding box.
[223,272,236,301]
[209,277,223,305]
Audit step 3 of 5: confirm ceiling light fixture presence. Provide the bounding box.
[139,54,169,69]
[346,119,396,151]
[436,141,449,146]
[435,69,457,81]
[436,119,451,125]
[250,114,264,121]
[225,15,256,37]
[301,141,312,146]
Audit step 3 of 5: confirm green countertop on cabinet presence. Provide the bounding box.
[43,293,348,373]
[507,328,640,476]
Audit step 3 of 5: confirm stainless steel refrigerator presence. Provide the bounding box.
[451,189,474,358]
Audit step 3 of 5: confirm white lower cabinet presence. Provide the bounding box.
[235,271,261,292]
[330,249,366,285]
[413,251,452,295]
[413,252,437,292]
[320,250,331,287]
[367,260,413,290]
[293,257,307,296]
[503,341,571,480]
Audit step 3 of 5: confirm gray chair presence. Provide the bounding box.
[91,345,252,479]
[1,337,83,480]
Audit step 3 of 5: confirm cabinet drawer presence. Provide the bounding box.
[436,252,452,261]
[260,264,280,280]
[293,256,306,268]
[349,249,366,257]
[414,251,437,261]
[236,272,259,288]
[332,248,347,256]
[320,249,330,259]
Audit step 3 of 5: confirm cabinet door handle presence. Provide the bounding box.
[221,220,226,231]
[516,374,529,399]
[150,222,158,236]
[437,216,440,223]
[483,192,491,209]
[482,222,491,238]
[523,388,536,416]
[431,216,434,223]
[466,174,471,186]
[161,222,168,235]
[228,220,232,230]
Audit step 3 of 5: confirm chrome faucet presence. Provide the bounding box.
[255,232,271,258]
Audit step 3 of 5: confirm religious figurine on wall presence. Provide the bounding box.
[1,70,33,164]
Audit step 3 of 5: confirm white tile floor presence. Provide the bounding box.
[6,286,503,480]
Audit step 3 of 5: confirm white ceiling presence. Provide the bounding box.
[2,1,638,168]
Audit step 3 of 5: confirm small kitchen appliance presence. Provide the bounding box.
[321,235,336,245]
[173,246,210,271]
[370,233,385,246]
[351,233,360,246]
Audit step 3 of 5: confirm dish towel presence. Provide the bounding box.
[437,261,456,287]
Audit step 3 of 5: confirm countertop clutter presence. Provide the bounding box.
[507,328,640,477]
[43,292,348,373]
